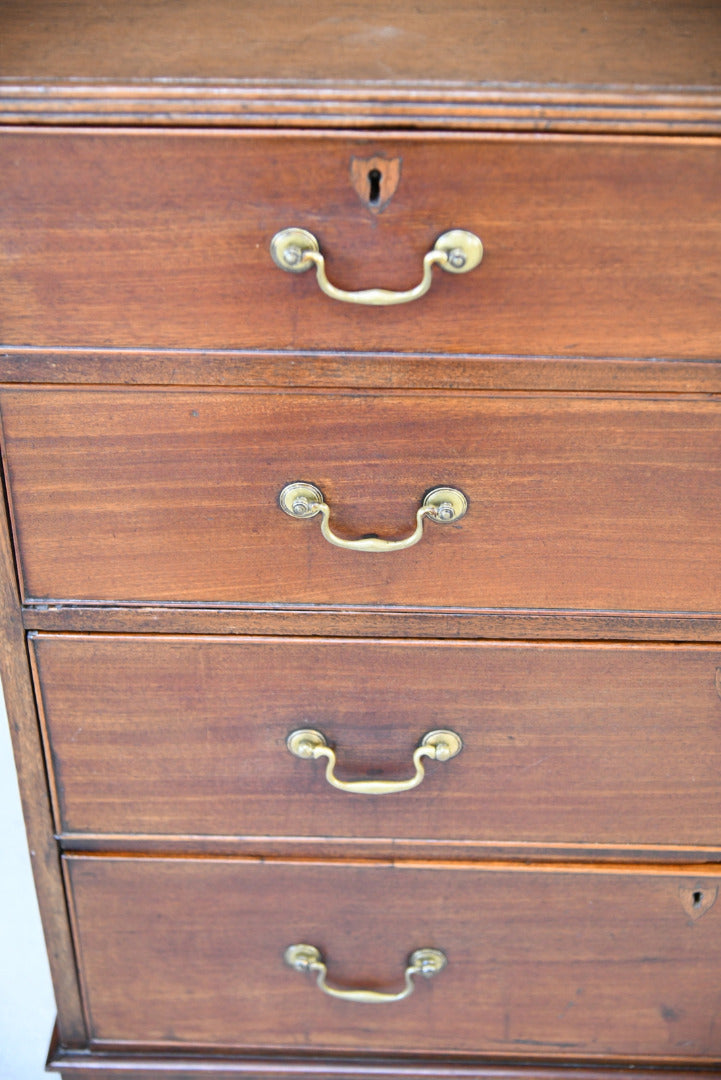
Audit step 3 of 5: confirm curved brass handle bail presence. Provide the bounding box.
[279,483,467,553]
[270,227,483,306]
[284,944,447,1003]
[287,728,463,795]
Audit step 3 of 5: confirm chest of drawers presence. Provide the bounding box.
[1,3,721,1079]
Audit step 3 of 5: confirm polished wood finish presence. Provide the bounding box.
[2,0,719,88]
[2,388,719,612]
[1,348,721,395]
[18,604,721,644]
[1,1,721,133]
[64,855,721,1061]
[1,132,719,357]
[53,835,721,867]
[0,466,86,1045]
[30,634,721,850]
[4,90,721,135]
[2,3,720,1078]
[51,1059,721,1080]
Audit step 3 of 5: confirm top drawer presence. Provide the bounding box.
[1,131,720,358]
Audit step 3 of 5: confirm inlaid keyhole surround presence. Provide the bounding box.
[679,884,718,920]
[350,155,402,212]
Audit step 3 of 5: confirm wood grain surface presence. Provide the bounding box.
[1,1,721,133]
[3,4,721,1079]
[0,468,86,1044]
[64,855,721,1060]
[1,349,721,395]
[1,0,719,86]
[1,132,720,357]
[30,634,721,850]
[2,388,719,613]
[19,605,721,645]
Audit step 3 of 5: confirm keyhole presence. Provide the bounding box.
[368,168,382,205]
[693,890,704,907]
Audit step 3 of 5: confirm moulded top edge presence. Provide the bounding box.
[1,78,721,134]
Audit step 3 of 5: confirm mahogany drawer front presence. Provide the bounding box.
[65,855,721,1060]
[3,387,721,613]
[1,131,720,359]
[32,634,721,849]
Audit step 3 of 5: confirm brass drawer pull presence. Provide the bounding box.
[278,482,467,552]
[284,944,447,1003]
[286,728,463,795]
[270,227,483,306]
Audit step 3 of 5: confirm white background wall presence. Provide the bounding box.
[0,693,56,1080]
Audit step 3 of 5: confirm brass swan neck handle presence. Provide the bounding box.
[279,483,467,553]
[270,227,483,306]
[286,728,463,795]
[284,944,447,1003]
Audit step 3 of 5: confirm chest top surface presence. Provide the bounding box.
[1,0,720,132]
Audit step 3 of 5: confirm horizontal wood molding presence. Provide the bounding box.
[48,1045,721,1079]
[3,82,721,134]
[2,349,721,393]
[49,1060,721,1080]
[22,605,721,642]
[54,834,721,866]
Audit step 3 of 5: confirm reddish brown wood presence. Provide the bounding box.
[2,388,719,613]
[2,5,721,1077]
[1,0,721,133]
[20,604,721,643]
[0,471,86,1044]
[3,86,721,134]
[1,0,719,87]
[1,349,721,394]
[1,132,720,357]
[64,855,721,1061]
[29,634,721,850]
[52,834,721,866]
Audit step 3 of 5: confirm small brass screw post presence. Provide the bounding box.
[446,247,467,269]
